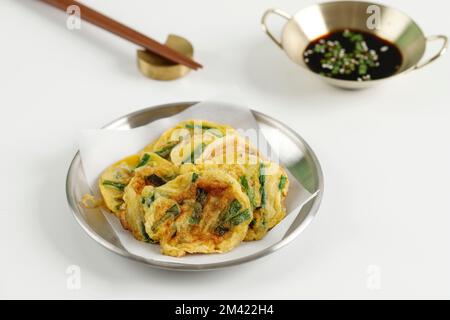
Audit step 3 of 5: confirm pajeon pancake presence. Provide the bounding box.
[197,135,261,165]
[97,119,291,256]
[99,154,141,216]
[245,162,289,241]
[122,153,178,241]
[142,170,252,256]
[180,160,261,209]
[99,152,177,223]
[168,132,217,166]
[144,120,235,162]
[180,160,289,241]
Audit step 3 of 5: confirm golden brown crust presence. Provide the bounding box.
[143,170,252,256]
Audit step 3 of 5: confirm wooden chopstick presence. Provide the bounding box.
[40,0,202,70]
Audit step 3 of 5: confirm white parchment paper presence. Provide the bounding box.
[78,100,317,265]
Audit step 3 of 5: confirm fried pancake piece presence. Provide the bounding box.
[169,133,217,166]
[142,170,252,256]
[145,120,235,163]
[122,153,178,241]
[197,134,262,165]
[180,160,289,241]
[180,161,261,208]
[244,162,289,241]
[99,154,141,216]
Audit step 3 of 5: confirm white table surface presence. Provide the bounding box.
[1,0,449,299]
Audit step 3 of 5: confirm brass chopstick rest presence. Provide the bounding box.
[137,34,194,80]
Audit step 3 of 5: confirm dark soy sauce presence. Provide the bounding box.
[303,29,403,81]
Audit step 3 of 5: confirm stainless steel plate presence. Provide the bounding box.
[66,102,324,270]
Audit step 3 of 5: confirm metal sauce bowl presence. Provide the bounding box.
[262,1,448,89]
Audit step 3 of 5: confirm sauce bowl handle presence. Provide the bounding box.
[414,35,448,70]
[261,8,292,49]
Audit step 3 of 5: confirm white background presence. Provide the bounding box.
[1,0,449,299]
